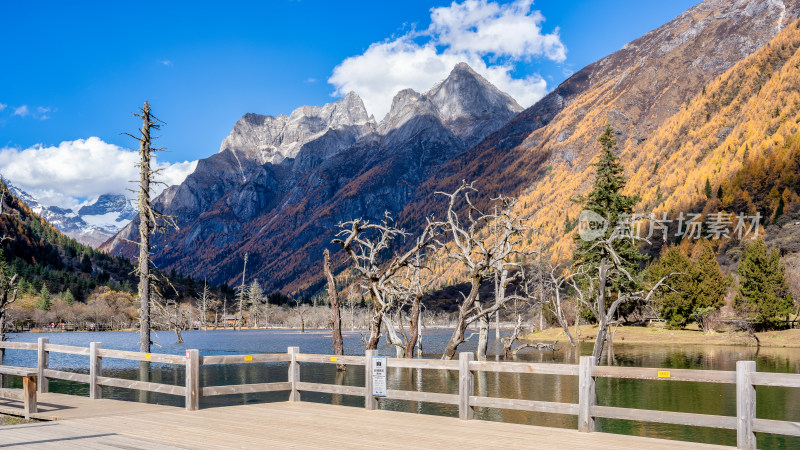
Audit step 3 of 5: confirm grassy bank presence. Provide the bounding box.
[0,414,37,426]
[522,325,800,348]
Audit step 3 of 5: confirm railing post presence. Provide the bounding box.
[578,355,596,432]
[364,349,377,410]
[37,337,49,394]
[737,360,757,450]
[288,346,300,402]
[185,349,199,411]
[89,342,102,399]
[458,352,474,420]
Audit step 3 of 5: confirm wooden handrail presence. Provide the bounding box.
[4,338,797,449]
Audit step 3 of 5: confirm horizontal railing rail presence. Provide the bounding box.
[1,338,798,449]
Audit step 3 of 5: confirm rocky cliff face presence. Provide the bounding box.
[219,91,375,166]
[105,63,522,290]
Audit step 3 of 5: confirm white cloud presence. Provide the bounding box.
[0,137,197,209]
[36,106,51,120]
[0,103,6,112]
[161,59,173,67]
[329,0,565,120]
[429,0,565,61]
[13,105,29,117]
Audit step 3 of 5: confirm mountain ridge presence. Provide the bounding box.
[103,62,524,291]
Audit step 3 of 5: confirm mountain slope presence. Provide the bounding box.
[397,0,800,261]
[105,63,523,292]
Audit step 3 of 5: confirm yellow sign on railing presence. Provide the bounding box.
[244,355,253,362]
[145,353,151,360]
[657,370,671,378]
[330,357,338,362]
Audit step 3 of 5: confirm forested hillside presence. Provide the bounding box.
[1,179,136,301]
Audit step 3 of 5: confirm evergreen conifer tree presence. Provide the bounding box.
[648,246,694,328]
[63,289,75,306]
[693,242,729,310]
[80,254,92,273]
[36,283,51,311]
[704,178,712,199]
[573,124,643,298]
[735,239,793,329]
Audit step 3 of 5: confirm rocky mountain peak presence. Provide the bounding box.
[220,92,375,165]
[427,62,522,123]
[377,63,523,147]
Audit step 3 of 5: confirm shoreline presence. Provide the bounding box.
[522,325,800,348]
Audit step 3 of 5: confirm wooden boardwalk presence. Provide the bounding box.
[0,393,730,449]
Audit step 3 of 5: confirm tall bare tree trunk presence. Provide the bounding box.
[236,254,248,331]
[324,250,345,371]
[137,102,154,354]
[404,295,421,358]
[591,258,609,361]
[442,277,481,359]
[476,300,489,361]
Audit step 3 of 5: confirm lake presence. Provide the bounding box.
[2,328,798,448]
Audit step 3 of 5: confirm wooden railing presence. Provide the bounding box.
[1,338,798,449]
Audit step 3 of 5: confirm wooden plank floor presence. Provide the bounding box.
[0,393,731,449]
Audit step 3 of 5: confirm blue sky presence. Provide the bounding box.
[0,0,698,207]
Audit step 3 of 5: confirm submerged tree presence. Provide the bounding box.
[437,182,531,360]
[234,253,249,330]
[125,102,177,353]
[323,249,345,370]
[334,212,440,355]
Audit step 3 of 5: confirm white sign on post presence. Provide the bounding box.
[372,356,387,397]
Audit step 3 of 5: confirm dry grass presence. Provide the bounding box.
[0,414,38,426]
[522,325,800,348]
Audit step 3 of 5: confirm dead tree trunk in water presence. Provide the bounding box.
[125,102,177,357]
[404,295,421,358]
[136,103,154,354]
[324,249,345,371]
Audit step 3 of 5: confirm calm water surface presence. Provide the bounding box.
[2,328,798,448]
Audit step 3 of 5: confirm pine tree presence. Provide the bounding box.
[735,239,793,329]
[573,124,643,296]
[80,254,92,273]
[704,178,712,199]
[648,246,694,329]
[693,242,729,310]
[62,289,75,306]
[649,242,730,329]
[36,283,52,311]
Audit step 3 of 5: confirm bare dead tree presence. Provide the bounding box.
[323,249,345,370]
[292,298,310,333]
[437,182,531,360]
[546,263,577,346]
[390,250,440,358]
[234,253,249,331]
[124,102,177,354]
[333,212,440,354]
[571,228,679,362]
[152,293,189,343]
[197,281,213,330]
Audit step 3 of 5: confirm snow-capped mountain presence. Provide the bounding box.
[6,183,136,248]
